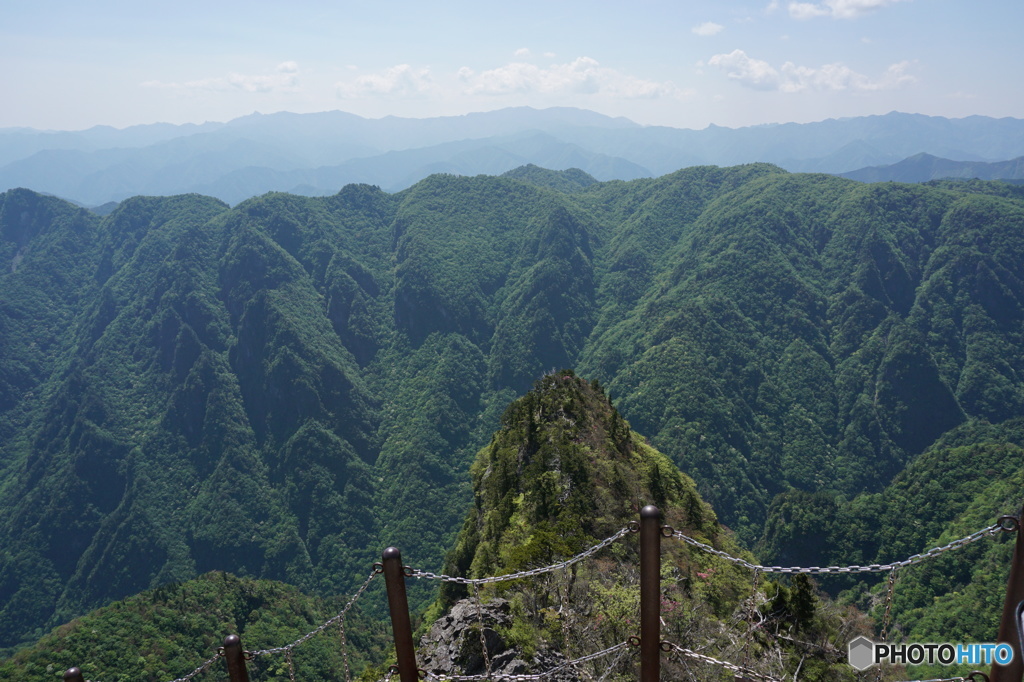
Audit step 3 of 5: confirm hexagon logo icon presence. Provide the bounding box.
[848,636,876,670]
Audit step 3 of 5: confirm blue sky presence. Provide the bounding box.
[3,0,1021,131]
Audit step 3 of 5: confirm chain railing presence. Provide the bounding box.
[660,640,782,681]
[409,526,634,585]
[59,509,1020,682]
[665,517,1017,574]
[248,569,380,659]
[894,675,990,682]
[421,641,631,681]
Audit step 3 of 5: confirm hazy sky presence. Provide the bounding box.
[3,0,1021,131]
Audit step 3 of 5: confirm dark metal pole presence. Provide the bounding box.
[992,513,1024,682]
[223,634,251,682]
[63,668,85,682]
[382,546,419,682]
[640,505,661,682]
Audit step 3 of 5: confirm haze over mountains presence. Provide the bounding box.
[3,107,1024,206]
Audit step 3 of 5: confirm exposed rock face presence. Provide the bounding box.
[417,598,579,680]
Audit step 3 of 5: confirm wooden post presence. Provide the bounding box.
[223,634,251,682]
[992,513,1024,682]
[382,546,419,682]
[640,505,661,682]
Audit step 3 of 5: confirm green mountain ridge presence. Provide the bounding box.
[0,571,389,682]
[1,166,1022,662]
[842,152,1024,183]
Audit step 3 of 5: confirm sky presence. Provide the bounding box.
[2,0,1022,132]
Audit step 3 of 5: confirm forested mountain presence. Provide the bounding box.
[843,152,1024,183]
[0,571,390,681]
[3,108,1024,206]
[1,166,1022,666]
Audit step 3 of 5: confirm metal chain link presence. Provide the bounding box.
[743,566,761,667]
[422,641,630,681]
[595,642,633,682]
[248,569,379,658]
[661,641,781,681]
[879,567,899,643]
[668,520,1009,574]
[472,583,493,679]
[876,568,899,682]
[411,527,632,585]
[894,675,989,682]
[340,607,353,682]
[167,651,222,682]
[286,648,296,682]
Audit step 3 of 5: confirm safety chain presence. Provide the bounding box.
[879,568,899,643]
[743,566,761,666]
[168,651,223,682]
[595,643,632,682]
[472,583,493,678]
[875,568,900,682]
[411,527,632,585]
[247,569,379,658]
[893,674,989,682]
[659,641,781,681]
[422,641,630,681]
[666,516,1015,574]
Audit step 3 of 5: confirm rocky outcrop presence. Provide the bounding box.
[417,598,579,680]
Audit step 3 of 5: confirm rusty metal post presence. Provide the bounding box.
[992,512,1024,682]
[640,505,661,682]
[382,546,419,682]
[63,668,85,682]
[223,634,251,682]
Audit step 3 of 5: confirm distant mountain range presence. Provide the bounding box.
[841,152,1024,183]
[3,108,1024,206]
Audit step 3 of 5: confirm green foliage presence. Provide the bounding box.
[1,166,1023,670]
[434,371,851,679]
[0,572,389,682]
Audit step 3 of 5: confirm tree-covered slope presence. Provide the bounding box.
[0,571,387,682]
[579,177,1023,542]
[1,166,1022,657]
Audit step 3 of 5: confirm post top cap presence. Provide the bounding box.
[382,546,402,560]
[640,505,660,518]
[223,633,241,647]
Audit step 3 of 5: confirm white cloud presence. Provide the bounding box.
[789,0,910,20]
[708,50,916,92]
[707,50,781,90]
[514,47,531,57]
[336,64,434,98]
[459,57,681,99]
[788,2,831,18]
[692,21,724,36]
[141,62,300,93]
